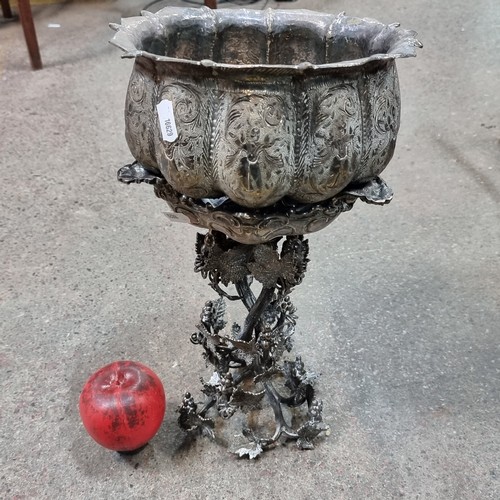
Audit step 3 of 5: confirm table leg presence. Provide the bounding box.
[1,0,13,19]
[17,0,42,70]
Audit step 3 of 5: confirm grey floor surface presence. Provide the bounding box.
[1,0,499,498]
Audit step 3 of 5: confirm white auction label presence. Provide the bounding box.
[156,100,178,142]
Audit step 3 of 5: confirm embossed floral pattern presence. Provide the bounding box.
[112,8,420,208]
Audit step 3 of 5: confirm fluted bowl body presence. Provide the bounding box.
[111,8,420,208]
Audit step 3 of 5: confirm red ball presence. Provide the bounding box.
[79,361,166,452]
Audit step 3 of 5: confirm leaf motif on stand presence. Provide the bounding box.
[225,338,257,366]
[248,245,294,288]
[248,237,309,290]
[234,441,264,460]
[217,247,251,286]
[208,297,227,333]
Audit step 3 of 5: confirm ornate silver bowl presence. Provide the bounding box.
[111,7,420,456]
[111,8,420,212]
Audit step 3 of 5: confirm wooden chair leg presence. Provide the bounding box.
[1,0,14,19]
[17,0,42,70]
[204,0,217,8]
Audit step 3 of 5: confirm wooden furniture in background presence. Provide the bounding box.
[1,0,42,70]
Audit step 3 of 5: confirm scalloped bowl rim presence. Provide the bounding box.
[109,7,422,72]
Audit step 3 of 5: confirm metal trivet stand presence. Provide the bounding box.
[118,162,393,458]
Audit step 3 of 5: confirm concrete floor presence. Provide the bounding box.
[1,0,499,498]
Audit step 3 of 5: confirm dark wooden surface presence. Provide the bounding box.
[1,0,13,18]
[2,0,42,69]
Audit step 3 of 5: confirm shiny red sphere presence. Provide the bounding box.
[79,361,166,452]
